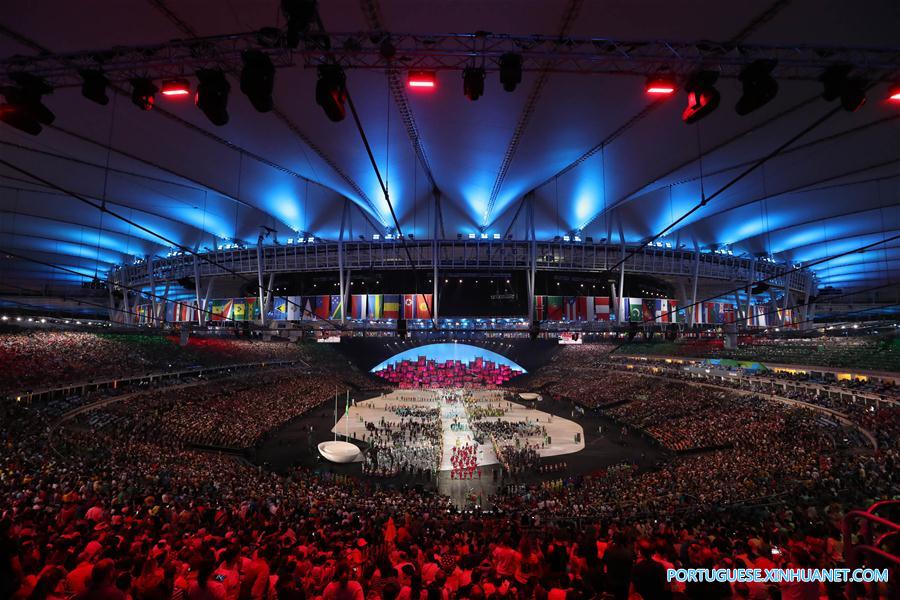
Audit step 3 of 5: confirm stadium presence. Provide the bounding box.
[1,1,899,599]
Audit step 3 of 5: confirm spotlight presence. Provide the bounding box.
[281,0,318,48]
[889,85,900,102]
[499,53,523,92]
[161,78,191,97]
[463,67,485,101]
[80,70,109,105]
[195,69,230,126]
[130,78,158,111]
[315,65,347,122]
[241,50,275,112]
[645,76,677,96]
[0,103,41,135]
[3,73,55,124]
[682,71,719,124]
[735,59,778,115]
[819,65,867,112]
[407,70,436,89]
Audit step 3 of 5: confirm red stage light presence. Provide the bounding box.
[889,85,900,102]
[161,79,191,97]
[407,71,436,89]
[645,77,676,96]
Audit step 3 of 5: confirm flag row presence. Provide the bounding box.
[132,293,435,323]
[535,296,794,326]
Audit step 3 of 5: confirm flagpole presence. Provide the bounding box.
[334,387,337,441]
[345,389,350,440]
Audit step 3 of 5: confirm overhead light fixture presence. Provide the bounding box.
[0,102,40,135]
[281,0,317,48]
[161,78,191,97]
[0,73,55,135]
[889,84,900,102]
[682,71,720,124]
[819,65,867,112]
[735,59,778,115]
[463,67,485,101]
[316,64,347,122]
[130,78,158,111]
[645,76,677,96]
[407,70,436,89]
[499,53,523,92]
[241,50,275,112]
[80,70,109,105]
[195,70,230,125]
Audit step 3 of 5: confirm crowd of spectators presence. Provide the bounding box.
[1,336,899,599]
[0,331,389,397]
[617,332,900,371]
[73,370,344,449]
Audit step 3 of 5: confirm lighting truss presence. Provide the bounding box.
[3,31,900,87]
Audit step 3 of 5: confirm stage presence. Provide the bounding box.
[252,389,665,509]
[330,389,585,472]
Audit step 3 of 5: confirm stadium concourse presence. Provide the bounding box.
[3,1,900,600]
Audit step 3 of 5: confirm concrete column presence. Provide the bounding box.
[122,285,131,326]
[338,239,346,324]
[256,241,266,326]
[193,254,203,327]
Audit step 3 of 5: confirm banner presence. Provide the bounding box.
[313,295,330,320]
[593,296,610,321]
[350,294,367,319]
[383,294,400,319]
[546,296,563,320]
[366,294,383,319]
[330,294,343,320]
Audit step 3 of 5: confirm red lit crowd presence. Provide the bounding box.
[1,336,899,599]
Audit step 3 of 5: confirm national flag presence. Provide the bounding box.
[272,297,287,321]
[246,297,259,321]
[350,294,366,320]
[381,294,398,319]
[302,297,314,320]
[628,298,643,322]
[221,299,234,321]
[564,296,578,321]
[233,300,247,321]
[656,299,667,323]
[366,294,383,319]
[286,296,303,320]
[535,296,544,321]
[576,296,588,321]
[546,296,563,320]
[723,303,735,324]
[642,298,655,322]
[314,295,330,320]
[403,294,415,319]
[593,296,610,321]
[415,294,432,318]
[175,301,194,322]
[330,294,343,319]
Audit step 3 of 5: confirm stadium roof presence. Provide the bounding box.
[1,0,899,298]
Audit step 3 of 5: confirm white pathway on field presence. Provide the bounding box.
[437,393,498,471]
